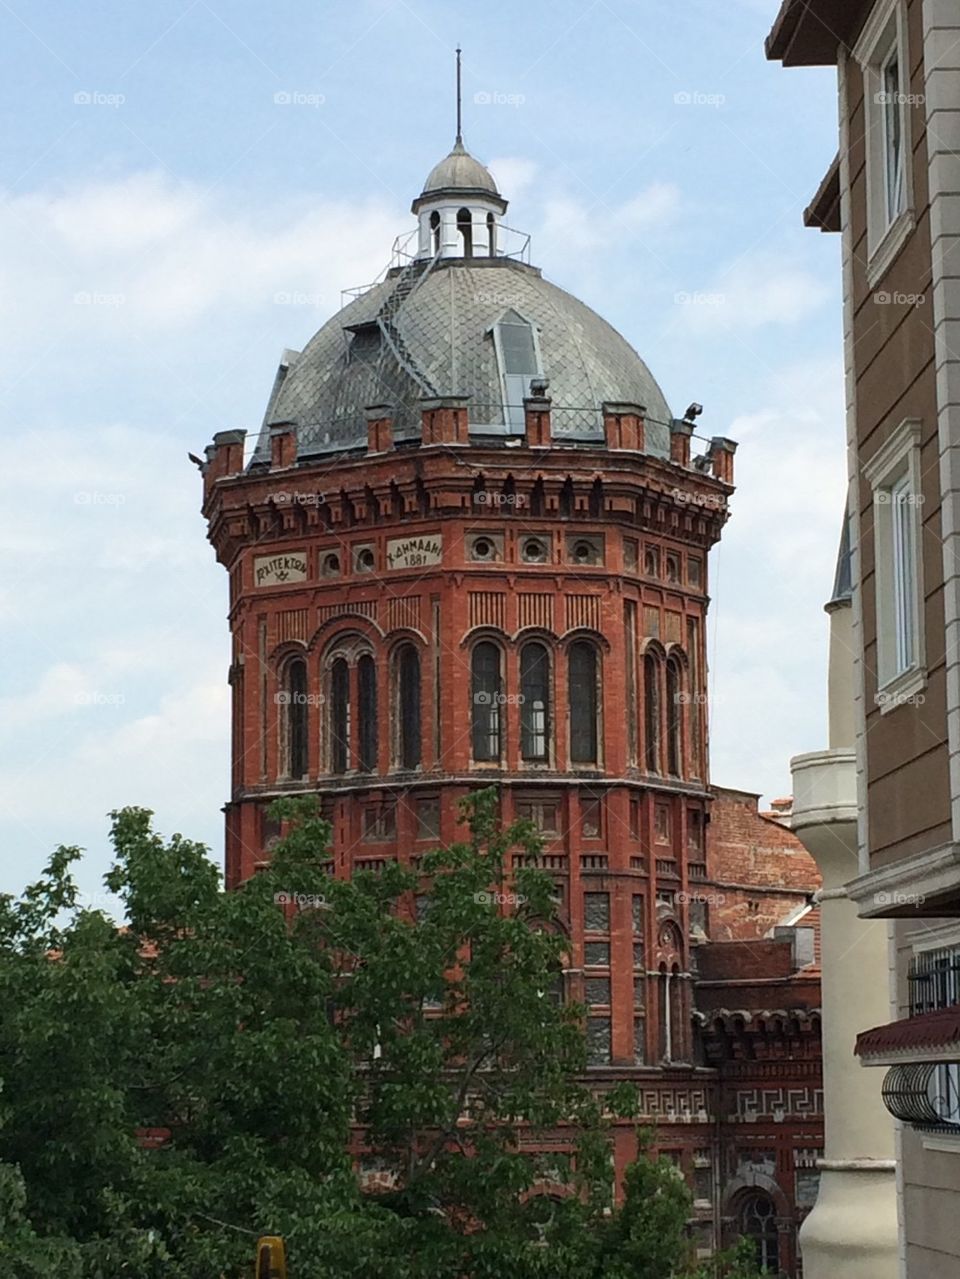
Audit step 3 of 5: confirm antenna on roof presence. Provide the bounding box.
[455,45,463,145]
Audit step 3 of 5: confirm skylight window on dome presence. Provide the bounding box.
[492,310,542,432]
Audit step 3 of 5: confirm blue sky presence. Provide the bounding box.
[0,0,844,905]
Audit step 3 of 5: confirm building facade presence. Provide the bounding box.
[199,135,822,1274]
[767,1,960,1274]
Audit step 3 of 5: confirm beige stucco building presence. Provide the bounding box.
[768,0,960,1274]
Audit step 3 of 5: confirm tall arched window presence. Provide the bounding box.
[644,652,661,774]
[486,211,496,256]
[358,654,377,772]
[520,642,550,761]
[666,656,683,777]
[457,207,473,257]
[285,658,308,779]
[568,642,599,764]
[396,645,421,770]
[429,210,440,255]
[330,658,349,775]
[741,1194,780,1275]
[471,642,502,762]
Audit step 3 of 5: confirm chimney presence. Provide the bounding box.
[366,404,394,454]
[670,419,694,466]
[421,396,470,446]
[602,401,645,452]
[524,394,552,447]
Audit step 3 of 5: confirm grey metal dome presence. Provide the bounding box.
[420,139,499,198]
[258,258,673,460]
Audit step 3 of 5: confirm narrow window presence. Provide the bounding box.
[520,643,550,761]
[397,645,421,769]
[666,656,682,776]
[568,642,598,764]
[471,642,502,762]
[644,652,661,773]
[358,654,377,772]
[881,44,905,225]
[457,207,473,257]
[430,210,440,255]
[741,1194,780,1275]
[891,473,916,672]
[286,658,308,779]
[330,658,349,774]
[486,211,496,255]
[495,310,541,431]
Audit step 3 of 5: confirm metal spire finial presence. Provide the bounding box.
[455,45,463,145]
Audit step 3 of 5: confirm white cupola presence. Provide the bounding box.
[411,136,508,261]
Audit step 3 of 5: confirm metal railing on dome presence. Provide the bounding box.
[341,225,532,308]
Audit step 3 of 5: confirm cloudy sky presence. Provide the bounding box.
[0,0,844,904]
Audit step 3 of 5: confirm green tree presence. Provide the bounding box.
[0,791,762,1278]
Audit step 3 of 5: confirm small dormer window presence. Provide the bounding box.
[493,310,542,431]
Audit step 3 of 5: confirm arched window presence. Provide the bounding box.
[396,645,421,770]
[457,207,473,257]
[358,654,377,772]
[568,642,599,764]
[520,642,550,761]
[486,211,496,256]
[471,642,502,762]
[330,658,349,775]
[429,210,440,255]
[644,652,661,774]
[284,658,308,779]
[666,656,683,776]
[741,1194,780,1274]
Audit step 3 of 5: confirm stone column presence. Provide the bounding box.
[789,569,898,1279]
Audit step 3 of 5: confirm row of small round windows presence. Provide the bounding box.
[317,535,604,578]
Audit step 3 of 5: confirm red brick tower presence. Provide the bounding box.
[200,134,743,1145]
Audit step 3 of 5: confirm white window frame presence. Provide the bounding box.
[863,418,925,711]
[853,0,915,286]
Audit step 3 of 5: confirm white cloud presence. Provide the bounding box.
[672,251,830,333]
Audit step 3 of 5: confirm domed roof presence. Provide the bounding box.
[258,259,673,460]
[420,139,499,197]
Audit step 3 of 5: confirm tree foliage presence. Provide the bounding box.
[0,792,762,1278]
